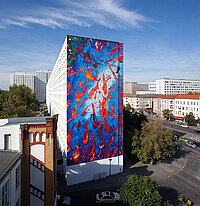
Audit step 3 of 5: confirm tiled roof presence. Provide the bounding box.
[175,95,200,99]
[155,95,176,99]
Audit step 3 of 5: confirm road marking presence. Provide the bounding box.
[190,153,200,160]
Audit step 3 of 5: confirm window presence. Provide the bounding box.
[4,134,11,150]
[48,133,51,145]
[0,180,9,206]
[29,133,33,143]
[41,133,46,142]
[35,133,40,142]
[15,196,21,206]
[16,165,21,189]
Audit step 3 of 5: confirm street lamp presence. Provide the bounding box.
[109,158,112,176]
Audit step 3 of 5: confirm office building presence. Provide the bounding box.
[0,116,58,206]
[124,82,148,95]
[149,78,200,95]
[47,35,123,186]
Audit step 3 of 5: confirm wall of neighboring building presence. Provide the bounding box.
[0,157,21,206]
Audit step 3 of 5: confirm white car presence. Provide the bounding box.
[181,124,188,128]
[186,141,197,149]
[96,191,120,204]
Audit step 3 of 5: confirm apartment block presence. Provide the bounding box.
[47,35,123,186]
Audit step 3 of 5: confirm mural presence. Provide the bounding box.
[67,36,123,165]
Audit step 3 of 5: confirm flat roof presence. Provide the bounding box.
[0,150,21,181]
[0,116,54,127]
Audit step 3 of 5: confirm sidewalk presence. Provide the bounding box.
[57,152,187,195]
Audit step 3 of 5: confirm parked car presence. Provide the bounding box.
[179,137,189,142]
[57,195,71,206]
[186,141,197,149]
[96,191,120,204]
[181,124,189,128]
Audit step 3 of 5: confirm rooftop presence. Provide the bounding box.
[155,95,176,99]
[176,95,200,99]
[0,150,21,181]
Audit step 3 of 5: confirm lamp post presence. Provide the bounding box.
[109,158,112,176]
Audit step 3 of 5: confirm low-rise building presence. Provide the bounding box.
[0,151,22,206]
[0,116,58,206]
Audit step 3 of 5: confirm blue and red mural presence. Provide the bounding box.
[67,36,123,165]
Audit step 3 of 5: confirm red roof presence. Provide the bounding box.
[175,95,200,99]
[155,95,176,99]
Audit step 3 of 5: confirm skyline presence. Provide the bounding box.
[1,0,200,90]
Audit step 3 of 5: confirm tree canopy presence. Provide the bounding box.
[0,85,39,118]
[162,109,173,121]
[119,174,162,206]
[132,119,176,163]
[184,112,196,124]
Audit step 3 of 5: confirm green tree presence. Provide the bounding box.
[1,85,39,118]
[162,109,173,121]
[132,119,176,163]
[184,112,196,124]
[119,174,162,206]
[124,103,132,112]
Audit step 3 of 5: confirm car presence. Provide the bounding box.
[179,137,189,142]
[186,141,197,149]
[57,195,71,206]
[181,124,189,128]
[96,191,120,204]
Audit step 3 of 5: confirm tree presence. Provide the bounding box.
[162,109,173,121]
[132,119,176,163]
[119,174,162,206]
[1,85,39,118]
[124,103,132,112]
[185,112,196,124]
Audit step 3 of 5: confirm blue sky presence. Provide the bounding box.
[0,0,200,90]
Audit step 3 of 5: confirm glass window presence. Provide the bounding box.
[29,133,33,143]
[16,165,21,189]
[4,134,11,150]
[1,180,9,206]
[35,133,40,142]
[48,134,51,145]
[41,133,46,142]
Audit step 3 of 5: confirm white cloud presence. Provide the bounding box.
[0,0,150,30]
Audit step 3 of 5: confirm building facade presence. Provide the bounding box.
[0,116,57,206]
[47,35,123,186]
[124,94,156,112]
[10,70,51,103]
[174,95,200,120]
[0,151,21,206]
[149,78,200,95]
[124,82,148,95]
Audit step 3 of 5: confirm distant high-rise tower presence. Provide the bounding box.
[36,70,51,102]
[10,70,51,103]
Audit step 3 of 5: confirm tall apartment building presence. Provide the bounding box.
[47,35,123,186]
[36,70,51,102]
[124,82,148,95]
[10,72,35,92]
[149,78,200,95]
[10,70,51,103]
[0,116,58,206]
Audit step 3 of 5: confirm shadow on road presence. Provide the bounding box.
[159,186,179,205]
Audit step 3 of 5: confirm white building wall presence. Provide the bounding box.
[0,158,21,206]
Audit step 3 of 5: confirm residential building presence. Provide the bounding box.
[0,116,58,206]
[174,95,200,120]
[153,95,176,117]
[124,82,148,95]
[149,78,200,95]
[47,35,123,186]
[123,94,156,112]
[0,151,22,206]
[10,70,51,103]
[10,72,35,93]
[36,70,51,102]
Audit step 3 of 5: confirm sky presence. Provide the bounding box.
[0,0,200,90]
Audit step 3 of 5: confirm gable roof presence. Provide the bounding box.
[175,95,200,99]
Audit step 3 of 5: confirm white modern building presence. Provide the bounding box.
[149,78,200,95]
[35,70,51,102]
[10,72,35,93]
[0,151,21,206]
[124,94,156,112]
[47,35,123,186]
[153,95,176,117]
[174,95,200,120]
[10,70,51,103]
